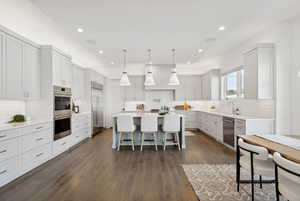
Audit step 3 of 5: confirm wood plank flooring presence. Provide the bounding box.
[0,129,235,201]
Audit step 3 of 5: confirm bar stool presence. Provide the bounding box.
[162,114,181,151]
[273,152,300,201]
[117,115,136,151]
[237,138,275,201]
[140,114,158,151]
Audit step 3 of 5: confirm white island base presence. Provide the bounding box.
[112,113,186,149]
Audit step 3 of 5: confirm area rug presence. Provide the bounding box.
[185,131,197,136]
[182,164,279,201]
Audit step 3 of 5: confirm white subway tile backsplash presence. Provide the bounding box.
[0,101,26,124]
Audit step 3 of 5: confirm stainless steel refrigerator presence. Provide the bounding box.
[91,81,104,136]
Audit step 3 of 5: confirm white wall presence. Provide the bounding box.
[0,0,106,74]
[290,16,300,135]
[0,101,26,124]
[219,19,294,135]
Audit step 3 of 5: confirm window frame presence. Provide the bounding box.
[222,67,244,99]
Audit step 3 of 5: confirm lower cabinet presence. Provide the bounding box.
[52,135,72,158]
[197,112,223,143]
[0,156,20,187]
[21,143,51,175]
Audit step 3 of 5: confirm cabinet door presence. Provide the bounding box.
[52,51,62,86]
[0,32,4,98]
[23,44,40,100]
[175,75,186,101]
[72,65,80,100]
[61,57,72,88]
[5,35,23,99]
[244,49,258,99]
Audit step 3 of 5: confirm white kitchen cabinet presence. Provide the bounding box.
[72,64,85,100]
[175,75,201,101]
[0,32,41,100]
[71,113,91,146]
[23,43,41,100]
[52,50,72,88]
[4,35,23,99]
[201,70,220,100]
[0,32,4,98]
[244,44,274,99]
[0,156,20,187]
[124,76,145,101]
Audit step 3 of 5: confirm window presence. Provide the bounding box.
[222,68,244,99]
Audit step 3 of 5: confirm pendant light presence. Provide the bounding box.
[144,49,156,86]
[168,49,180,85]
[120,49,131,86]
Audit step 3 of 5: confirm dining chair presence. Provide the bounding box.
[237,138,275,201]
[140,114,158,151]
[117,114,136,151]
[162,114,181,151]
[273,152,300,201]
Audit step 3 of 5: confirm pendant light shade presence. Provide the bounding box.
[120,49,131,86]
[168,49,180,86]
[144,49,156,86]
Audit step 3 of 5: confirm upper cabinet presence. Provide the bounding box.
[244,44,274,99]
[52,50,72,88]
[175,75,202,101]
[0,32,41,100]
[23,43,41,100]
[124,76,145,101]
[72,64,85,100]
[201,69,220,100]
[4,35,23,99]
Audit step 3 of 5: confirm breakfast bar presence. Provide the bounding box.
[112,112,186,149]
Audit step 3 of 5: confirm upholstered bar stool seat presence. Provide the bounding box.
[140,114,158,151]
[117,114,136,151]
[162,114,181,151]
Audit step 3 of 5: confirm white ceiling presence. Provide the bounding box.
[31,0,300,66]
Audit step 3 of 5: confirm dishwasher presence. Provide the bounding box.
[223,117,235,148]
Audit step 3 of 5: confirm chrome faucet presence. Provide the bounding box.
[226,98,240,115]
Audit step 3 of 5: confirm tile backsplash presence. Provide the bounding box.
[0,101,26,124]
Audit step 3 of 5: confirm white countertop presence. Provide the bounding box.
[0,119,52,131]
[176,109,274,120]
[112,112,184,118]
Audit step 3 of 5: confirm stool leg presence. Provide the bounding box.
[140,133,144,151]
[154,132,158,151]
[176,133,181,151]
[118,132,122,151]
[164,133,167,151]
[131,132,135,151]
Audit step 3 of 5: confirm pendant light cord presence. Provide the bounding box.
[148,49,152,73]
[123,49,127,73]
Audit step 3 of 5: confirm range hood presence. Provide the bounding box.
[145,64,178,90]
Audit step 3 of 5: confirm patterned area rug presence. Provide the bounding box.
[182,164,278,201]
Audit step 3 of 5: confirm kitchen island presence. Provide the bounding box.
[112,112,186,149]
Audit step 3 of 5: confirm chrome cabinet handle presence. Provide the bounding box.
[0,150,7,154]
[36,138,44,141]
[36,126,43,130]
[0,135,7,138]
[36,152,43,157]
[61,142,66,145]
[0,170,7,175]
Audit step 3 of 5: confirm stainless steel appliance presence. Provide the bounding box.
[223,117,234,148]
[91,81,104,135]
[54,86,72,140]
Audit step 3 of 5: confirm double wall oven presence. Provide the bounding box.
[54,86,72,141]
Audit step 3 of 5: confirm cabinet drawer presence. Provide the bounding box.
[0,129,19,142]
[0,156,20,187]
[52,136,71,157]
[0,138,19,162]
[21,143,51,174]
[21,129,52,153]
[21,122,51,135]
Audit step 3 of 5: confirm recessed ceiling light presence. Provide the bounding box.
[77,28,84,33]
[111,61,115,65]
[98,50,103,54]
[187,61,191,65]
[218,26,226,31]
[198,49,204,53]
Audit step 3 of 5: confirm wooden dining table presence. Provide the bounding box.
[237,135,300,163]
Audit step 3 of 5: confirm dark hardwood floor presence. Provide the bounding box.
[0,129,235,201]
